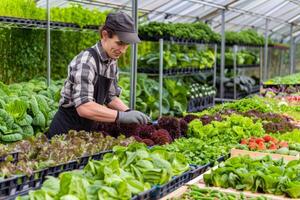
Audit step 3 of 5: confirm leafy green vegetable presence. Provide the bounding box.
[19,143,189,200]
[187,114,264,146]
[204,155,300,198]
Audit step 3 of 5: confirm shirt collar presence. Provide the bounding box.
[97,41,117,63]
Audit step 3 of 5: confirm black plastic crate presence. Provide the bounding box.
[188,95,214,112]
[0,152,19,164]
[0,169,46,199]
[77,150,112,169]
[153,170,191,199]
[45,160,78,178]
[189,163,210,180]
[131,187,157,200]
[216,153,230,164]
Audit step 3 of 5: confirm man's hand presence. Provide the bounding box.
[117,110,151,124]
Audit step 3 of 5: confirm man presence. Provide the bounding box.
[48,12,150,138]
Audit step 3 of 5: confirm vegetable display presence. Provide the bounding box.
[204,156,300,198]
[188,83,216,100]
[180,185,269,200]
[0,0,108,27]
[217,50,260,66]
[0,78,63,142]
[236,135,300,156]
[139,21,221,43]
[165,137,229,166]
[17,143,190,200]
[264,73,300,85]
[97,116,188,146]
[187,114,264,146]
[138,49,215,70]
[226,29,272,46]
[118,75,189,119]
[0,130,135,178]
[276,129,300,144]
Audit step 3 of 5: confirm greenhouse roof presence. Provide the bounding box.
[36,0,300,41]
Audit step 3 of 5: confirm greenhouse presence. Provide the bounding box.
[1,0,300,199]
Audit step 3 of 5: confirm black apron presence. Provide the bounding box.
[47,48,112,138]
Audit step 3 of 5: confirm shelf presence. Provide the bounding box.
[137,67,214,76]
[218,64,260,69]
[216,85,260,101]
[0,16,98,31]
[268,44,289,50]
[139,35,217,45]
[225,44,264,48]
[187,95,214,112]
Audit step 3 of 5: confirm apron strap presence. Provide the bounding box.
[86,48,100,75]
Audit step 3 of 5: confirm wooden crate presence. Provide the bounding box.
[230,148,299,162]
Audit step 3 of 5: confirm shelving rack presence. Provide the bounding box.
[0,16,98,30]
[135,37,217,116]
[215,44,263,102]
[0,0,298,110]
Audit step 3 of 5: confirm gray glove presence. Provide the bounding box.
[117,110,151,124]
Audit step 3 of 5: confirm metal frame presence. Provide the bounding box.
[264,19,269,81]
[35,0,300,37]
[129,0,138,109]
[220,9,226,101]
[233,45,237,100]
[290,24,294,74]
[46,0,51,86]
[159,39,163,117]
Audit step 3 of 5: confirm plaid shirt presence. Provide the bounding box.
[59,41,121,108]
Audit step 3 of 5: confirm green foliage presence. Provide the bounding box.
[264,73,300,85]
[0,78,62,143]
[182,185,269,200]
[0,131,136,177]
[217,50,259,66]
[138,49,215,69]
[276,129,300,143]
[226,29,270,46]
[139,21,221,43]
[187,114,264,146]
[0,0,108,27]
[165,137,229,166]
[204,156,300,198]
[18,143,189,200]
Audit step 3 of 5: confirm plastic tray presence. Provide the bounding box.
[187,95,214,112]
[45,160,78,178]
[153,170,191,199]
[0,169,47,199]
[77,150,112,169]
[188,163,211,180]
[131,187,157,200]
[137,67,213,76]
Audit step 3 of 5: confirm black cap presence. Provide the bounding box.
[105,12,140,44]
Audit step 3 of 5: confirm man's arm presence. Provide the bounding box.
[107,97,129,111]
[76,101,118,122]
[76,101,150,124]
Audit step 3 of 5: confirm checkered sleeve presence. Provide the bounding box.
[72,51,97,108]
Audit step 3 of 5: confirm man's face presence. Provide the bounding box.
[102,31,129,59]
